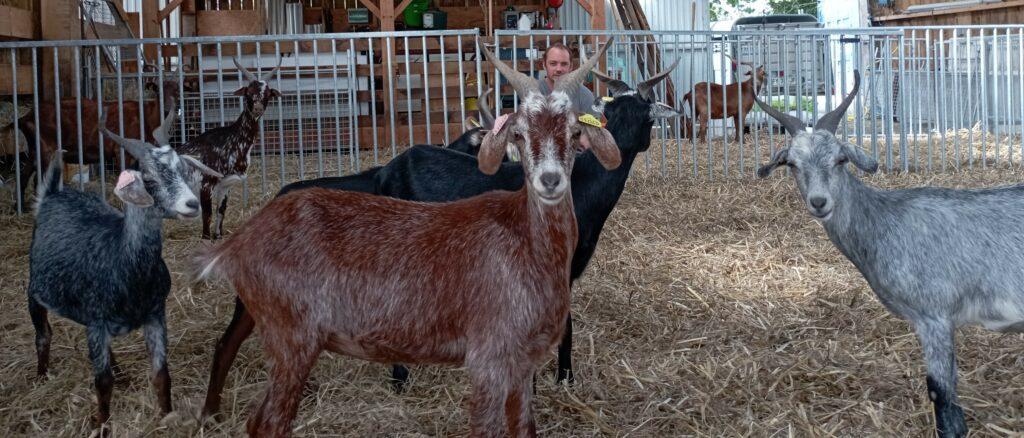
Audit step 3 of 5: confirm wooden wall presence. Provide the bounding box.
[870,0,1024,26]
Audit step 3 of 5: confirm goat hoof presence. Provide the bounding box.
[158,411,182,428]
[90,415,111,435]
[390,367,410,393]
[199,407,224,424]
[555,372,575,386]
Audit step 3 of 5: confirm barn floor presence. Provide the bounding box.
[0,139,1023,437]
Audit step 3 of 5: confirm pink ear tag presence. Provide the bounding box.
[492,113,510,133]
[115,171,138,191]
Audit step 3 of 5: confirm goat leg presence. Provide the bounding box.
[915,319,967,438]
[200,186,214,240]
[555,313,573,384]
[28,296,51,377]
[87,326,114,431]
[246,336,321,438]
[214,196,228,240]
[202,297,255,419]
[144,314,173,415]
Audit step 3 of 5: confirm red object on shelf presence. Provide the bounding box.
[548,0,563,7]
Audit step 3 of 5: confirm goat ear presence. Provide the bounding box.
[479,123,512,174]
[580,124,621,170]
[180,154,225,178]
[233,87,247,97]
[650,102,681,120]
[757,148,789,178]
[268,88,281,99]
[113,170,154,207]
[840,141,878,174]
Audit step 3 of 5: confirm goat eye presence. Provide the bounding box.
[837,157,849,165]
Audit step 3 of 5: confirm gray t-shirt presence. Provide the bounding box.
[537,77,600,118]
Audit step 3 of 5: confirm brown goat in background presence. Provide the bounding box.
[682,58,767,142]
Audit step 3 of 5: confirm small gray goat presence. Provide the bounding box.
[26,104,223,432]
[756,70,1024,438]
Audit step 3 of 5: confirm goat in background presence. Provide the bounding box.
[176,57,281,240]
[682,55,766,142]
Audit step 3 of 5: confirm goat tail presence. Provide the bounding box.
[191,241,231,285]
[34,149,64,214]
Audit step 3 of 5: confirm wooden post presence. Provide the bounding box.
[380,0,396,145]
[40,0,80,99]
[590,0,607,79]
[142,0,160,63]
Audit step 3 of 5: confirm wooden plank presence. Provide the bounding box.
[159,0,185,21]
[356,84,481,100]
[873,0,1024,22]
[575,0,593,16]
[0,64,33,95]
[143,0,159,61]
[355,60,531,76]
[0,5,34,39]
[356,0,381,20]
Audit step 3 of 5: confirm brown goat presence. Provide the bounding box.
[682,63,767,142]
[194,41,620,437]
[13,84,179,205]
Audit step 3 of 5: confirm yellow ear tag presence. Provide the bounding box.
[468,118,481,128]
[601,96,614,102]
[579,113,603,128]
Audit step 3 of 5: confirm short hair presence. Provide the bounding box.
[543,42,573,63]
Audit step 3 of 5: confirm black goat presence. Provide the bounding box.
[199,68,680,417]
[27,107,223,433]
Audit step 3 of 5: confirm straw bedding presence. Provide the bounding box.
[0,136,1022,437]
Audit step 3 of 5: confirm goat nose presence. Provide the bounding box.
[540,173,560,191]
[186,198,200,211]
[810,197,827,209]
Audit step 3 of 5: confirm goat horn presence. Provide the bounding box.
[636,57,680,101]
[554,38,614,94]
[100,112,153,160]
[477,88,495,129]
[582,48,632,97]
[260,56,283,82]
[814,70,861,134]
[753,96,806,136]
[232,56,259,83]
[722,52,755,66]
[151,98,177,146]
[480,44,539,97]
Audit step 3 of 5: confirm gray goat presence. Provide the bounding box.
[27,104,223,432]
[756,70,1024,438]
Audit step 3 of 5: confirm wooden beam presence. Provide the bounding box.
[356,0,381,20]
[142,0,160,61]
[396,0,414,14]
[159,0,185,21]
[575,0,594,16]
[591,0,605,30]
[873,0,1024,22]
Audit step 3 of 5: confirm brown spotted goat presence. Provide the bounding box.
[194,40,619,437]
[177,57,280,240]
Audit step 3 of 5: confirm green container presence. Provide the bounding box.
[422,9,447,30]
[402,0,430,27]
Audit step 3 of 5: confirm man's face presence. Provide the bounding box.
[544,47,572,83]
